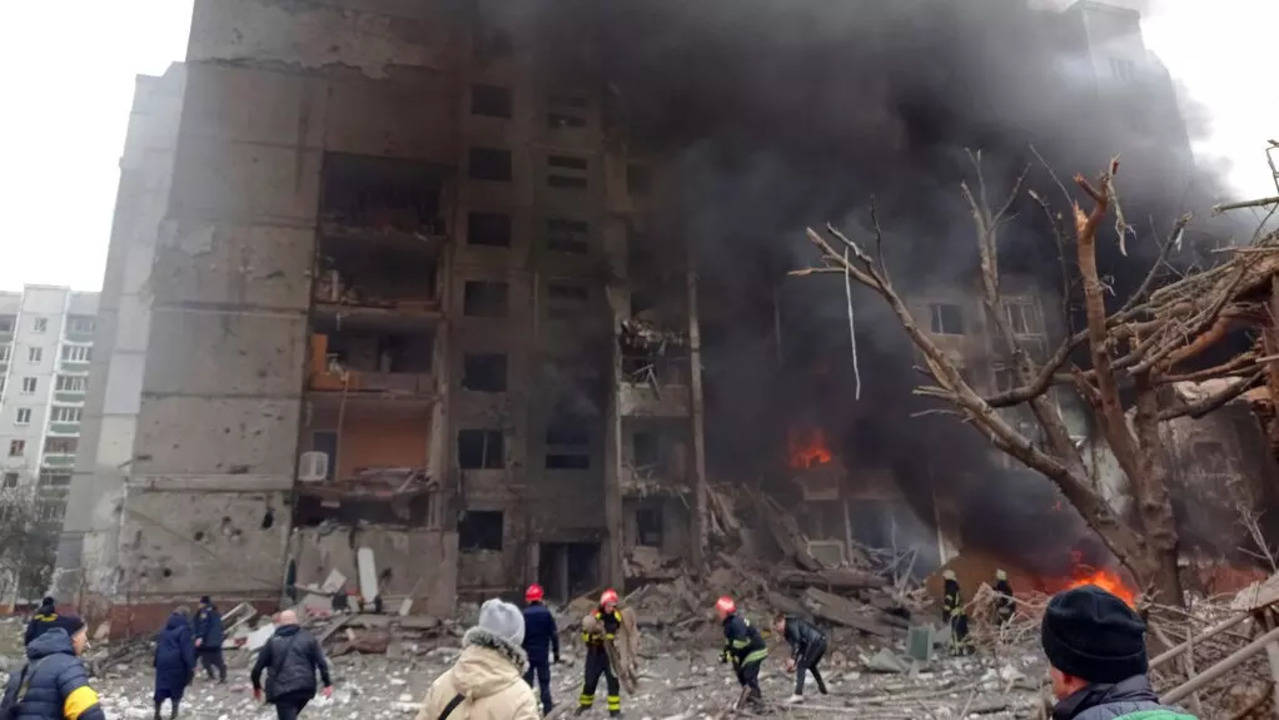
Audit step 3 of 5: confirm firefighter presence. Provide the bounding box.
[717,596,768,709]
[994,569,1015,626]
[942,570,973,656]
[577,589,622,717]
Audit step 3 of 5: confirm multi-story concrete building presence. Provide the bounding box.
[56,0,704,628]
[0,286,98,526]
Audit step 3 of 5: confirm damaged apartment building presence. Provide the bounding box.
[55,0,705,628]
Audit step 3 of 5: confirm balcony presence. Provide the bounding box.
[307,326,436,402]
[618,382,690,417]
[47,423,81,436]
[41,454,76,468]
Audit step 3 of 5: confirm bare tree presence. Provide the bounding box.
[796,154,1279,605]
[0,488,57,605]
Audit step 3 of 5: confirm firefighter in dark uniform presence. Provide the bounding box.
[994,569,1015,626]
[942,570,973,655]
[717,596,768,708]
[577,589,622,717]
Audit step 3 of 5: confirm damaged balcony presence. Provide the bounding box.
[618,319,691,417]
[621,421,693,580]
[307,310,437,399]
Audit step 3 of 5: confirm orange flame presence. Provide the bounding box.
[1063,562,1138,608]
[788,427,833,470]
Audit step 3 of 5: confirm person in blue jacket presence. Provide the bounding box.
[193,596,226,683]
[1,618,106,720]
[521,583,560,714]
[153,608,196,720]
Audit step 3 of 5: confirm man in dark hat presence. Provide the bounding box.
[1041,585,1196,719]
[193,596,227,683]
[24,597,61,645]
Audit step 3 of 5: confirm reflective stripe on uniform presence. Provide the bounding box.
[607,695,621,710]
[64,686,101,720]
[731,639,750,648]
[743,648,769,665]
[579,693,595,707]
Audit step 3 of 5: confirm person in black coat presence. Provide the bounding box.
[23,597,61,646]
[193,596,226,683]
[251,610,333,720]
[153,608,196,720]
[773,613,829,702]
[1,618,106,720]
[521,584,560,713]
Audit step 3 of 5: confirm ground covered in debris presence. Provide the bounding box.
[1,613,1050,720]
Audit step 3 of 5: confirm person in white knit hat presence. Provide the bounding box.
[417,598,540,720]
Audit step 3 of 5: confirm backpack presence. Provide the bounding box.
[1,656,55,720]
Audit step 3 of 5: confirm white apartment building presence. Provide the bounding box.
[0,285,98,525]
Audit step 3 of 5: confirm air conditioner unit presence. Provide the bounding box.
[298,452,329,483]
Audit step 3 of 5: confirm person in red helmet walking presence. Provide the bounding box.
[577,589,622,717]
[521,584,559,715]
[717,596,768,710]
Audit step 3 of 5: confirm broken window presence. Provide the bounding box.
[463,281,509,317]
[50,406,81,423]
[547,283,589,318]
[458,430,504,469]
[459,510,504,551]
[929,303,964,335]
[636,506,663,547]
[32,317,47,333]
[44,437,77,455]
[632,432,659,467]
[627,164,652,196]
[469,147,512,182]
[462,353,507,392]
[467,212,512,247]
[546,218,589,254]
[61,345,91,362]
[28,347,42,363]
[9,440,25,457]
[3,473,17,488]
[546,155,588,189]
[471,84,512,118]
[56,375,86,392]
[546,414,590,470]
[547,92,588,129]
[21,377,36,394]
[319,329,433,374]
[321,153,444,232]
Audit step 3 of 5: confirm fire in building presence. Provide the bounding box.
[42,0,1278,634]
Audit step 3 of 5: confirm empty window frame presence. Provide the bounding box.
[459,510,504,551]
[635,506,663,547]
[929,303,964,335]
[458,430,504,469]
[546,155,588,189]
[546,218,590,254]
[471,84,513,118]
[631,431,659,467]
[469,147,512,181]
[546,414,590,469]
[56,375,87,392]
[50,406,81,423]
[467,212,512,247]
[15,408,31,425]
[61,345,91,362]
[463,281,510,318]
[462,353,508,392]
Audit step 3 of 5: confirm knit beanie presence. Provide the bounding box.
[1041,585,1147,683]
[477,598,525,646]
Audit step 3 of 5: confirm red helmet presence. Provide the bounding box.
[600,588,620,606]
[525,584,544,603]
[716,595,737,614]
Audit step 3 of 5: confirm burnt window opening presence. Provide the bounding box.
[471,84,512,118]
[463,281,509,317]
[546,453,590,469]
[316,234,438,305]
[470,147,512,182]
[632,432,659,467]
[459,510,504,551]
[547,155,588,190]
[458,430,504,469]
[547,283,589,318]
[929,303,965,335]
[319,331,433,374]
[546,413,590,470]
[547,93,588,129]
[462,353,508,392]
[636,507,662,547]
[320,153,444,232]
[627,164,652,196]
[546,218,589,254]
[467,212,512,247]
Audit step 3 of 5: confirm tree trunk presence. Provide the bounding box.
[1132,374,1185,605]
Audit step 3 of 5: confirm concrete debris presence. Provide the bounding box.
[864,648,910,674]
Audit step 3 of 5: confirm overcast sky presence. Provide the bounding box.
[0,1,1275,292]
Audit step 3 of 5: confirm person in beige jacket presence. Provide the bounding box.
[417,598,540,720]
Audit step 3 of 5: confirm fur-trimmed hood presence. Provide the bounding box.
[451,627,529,698]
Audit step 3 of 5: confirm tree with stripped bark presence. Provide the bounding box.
[797,152,1279,606]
